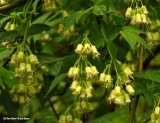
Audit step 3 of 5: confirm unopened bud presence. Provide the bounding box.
[26,64,32,73]
[114,86,121,96]
[125,7,133,18]
[17,51,24,62]
[125,85,135,95]
[75,44,83,54]
[29,54,39,65]
[91,66,99,76]
[4,22,11,31]
[62,10,69,18]
[70,80,78,90]
[83,43,91,54]
[99,73,106,83]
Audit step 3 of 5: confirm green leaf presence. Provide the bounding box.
[134,70,160,83]
[120,31,151,52]
[0,49,10,59]
[32,0,40,14]
[92,5,107,15]
[45,73,67,96]
[0,30,19,42]
[26,119,34,123]
[0,66,19,87]
[120,31,136,52]
[27,24,51,36]
[0,16,12,27]
[122,26,144,34]
[65,8,92,30]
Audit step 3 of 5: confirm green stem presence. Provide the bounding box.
[128,44,144,123]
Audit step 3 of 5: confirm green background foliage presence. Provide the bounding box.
[0,0,160,123]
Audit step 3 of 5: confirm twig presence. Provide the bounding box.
[0,0,27,12]
[48,99,59,120]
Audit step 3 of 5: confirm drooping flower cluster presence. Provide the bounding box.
[99,60,135,106]
[9,47,48,104]
[146,19,160,47]
[125,1,149,25]
[58,31,99,123]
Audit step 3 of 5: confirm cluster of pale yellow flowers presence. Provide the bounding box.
[125,5,149,25]
[9,49,48,104]
[58,32,99,123]
[99,60,135,106]
[146,19,160,47]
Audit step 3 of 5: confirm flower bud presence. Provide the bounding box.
[75,102,81,112]
[72,67,79,78]
[141,5,148,14]
[19,63,26,73]
[75,44,83,54]
[123,67,133,77]
[73,86,81,95]
[114,95,125,105]
[26,64,32,73]
[141,14,147,24]
[85,88,92,98]
[131,15,136,25]
[19,95,25,104]
[29,54,39,65]
[41,65,49,73]
[125,85,135,95]
[17,51,24,62]
[114,86,121,96]
[108,90,115,102]
[70,80,78,90]
[91,45,100,58]
[69,25,75,32]
[2,41,9,47]
[83,43,91,54]
[99,73,106,83]
[105,74,112,83]
[62,10,69,18]
[91,66,99,77]
[17,83,27,94]
[135,13,142,24]
[66,114,73,122]
[68,67,74,78]
[81,101,88,111]
[74,118,82,123]
[125,7,133,18]
[59,115,67,123]
[124,93,131,104]
[58,23,64,33]
[27,84,36,95]
[85,66,92,78]
[10,23,16,30]
[4,22,11,31]
[10,54,16,65]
